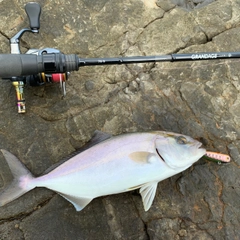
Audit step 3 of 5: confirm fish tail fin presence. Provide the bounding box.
[0,149,35,207]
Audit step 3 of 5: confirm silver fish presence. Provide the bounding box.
[0,131,206,211]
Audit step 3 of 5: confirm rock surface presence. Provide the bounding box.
[0,0,239,239]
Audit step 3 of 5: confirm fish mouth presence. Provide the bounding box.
[156,148,166,163]
[196,142,204,150]
[195,142,206,156]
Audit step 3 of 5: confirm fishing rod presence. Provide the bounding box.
[1,2,240,113]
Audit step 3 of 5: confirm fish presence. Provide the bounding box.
[0,131,206,211]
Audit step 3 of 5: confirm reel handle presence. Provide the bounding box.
[25,2,41,31]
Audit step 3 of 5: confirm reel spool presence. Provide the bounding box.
[40,72,68,96]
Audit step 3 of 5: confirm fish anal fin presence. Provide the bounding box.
[128,184,144,191]
[59,193,93,211]
[129,152,156,164]
[139,182,158,211]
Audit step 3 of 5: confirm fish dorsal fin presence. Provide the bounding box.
[44,130,112,174]
[139,182,158,211]
[59,193,93,211]
[89,130,112,145]
[62,130,112,160]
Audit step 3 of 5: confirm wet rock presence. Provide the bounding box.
[0,0,239,239]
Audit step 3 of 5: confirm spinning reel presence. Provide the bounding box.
[8,2,68,113]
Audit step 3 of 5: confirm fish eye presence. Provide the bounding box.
[175,136,188,145]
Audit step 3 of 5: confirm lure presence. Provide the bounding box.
[204,151,230,164]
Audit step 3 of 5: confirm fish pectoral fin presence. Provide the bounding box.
[129,152,157,164]
[139,182,158,211]
[59,193,93,211]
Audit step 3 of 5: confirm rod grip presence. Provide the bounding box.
[0,54,79,78]
[0,54,40,78]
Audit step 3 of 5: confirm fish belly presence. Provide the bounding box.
[35,157,171,198]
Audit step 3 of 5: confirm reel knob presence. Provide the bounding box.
[25,2,41,31]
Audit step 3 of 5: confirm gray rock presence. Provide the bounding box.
[0,0,239,239]
[170,0,216,10]
[156,0,176,11]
